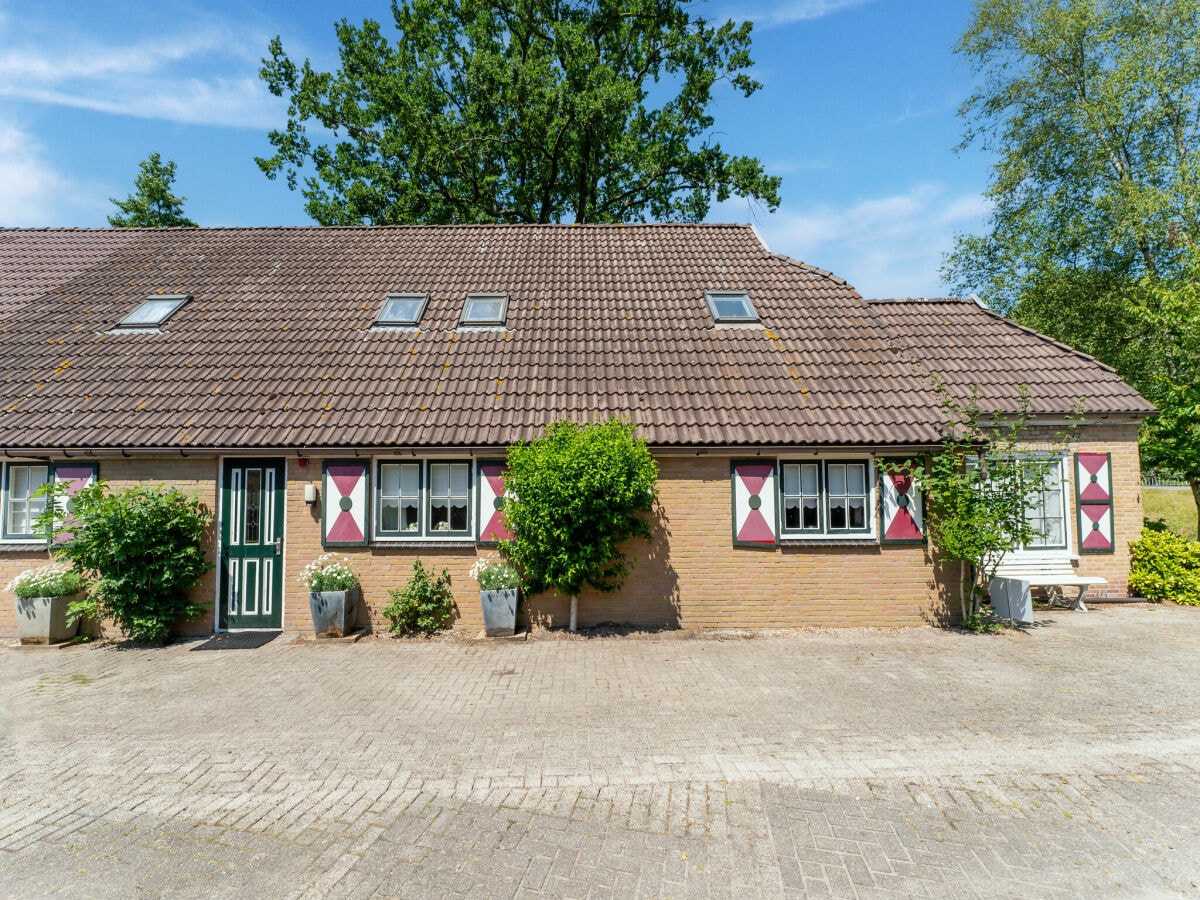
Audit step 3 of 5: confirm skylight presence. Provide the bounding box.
[705,291,759,324]
[460,293,509,326]
[116,295,190,329]
[375,293,429,327]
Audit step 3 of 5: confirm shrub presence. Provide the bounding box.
[383,559,456,634]
[6,563,86,599]
[501,418,658,599]
[470,557,520,591]
[39,481,212,644]
[300,554,359,592]
[1129,527,1200,605]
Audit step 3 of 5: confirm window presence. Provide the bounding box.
[460,293,508,326]
[116,294,190,329]
[1022,458,1067,549]
[705,290,759,323]
[779,460,871,536]
[378,462,421,534]
[429,462,470,533]
[781,462,821,531]
[3,464,48,539]
[374,460,471,538]
[374,293,428,328]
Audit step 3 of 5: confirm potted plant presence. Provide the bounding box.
[470,557,521,636]
[7,563,88,644]
[301,554,360,637]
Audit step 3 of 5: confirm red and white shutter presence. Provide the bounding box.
[731,461,777,546]
[1075,452,1114,553]
[323,460,369,546]
[477,461,512,543]
[879,462,924,543]
[51,462,98,542]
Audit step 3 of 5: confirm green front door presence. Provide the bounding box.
[221,458,285,630]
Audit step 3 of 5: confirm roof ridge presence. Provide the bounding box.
[766,252,851,289]
[0,222,759,234]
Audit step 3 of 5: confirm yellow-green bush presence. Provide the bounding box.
[1129,528,1200,605]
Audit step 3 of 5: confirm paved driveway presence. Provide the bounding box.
[2,604,1199,898]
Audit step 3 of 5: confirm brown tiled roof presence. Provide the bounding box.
[867,297,1154,417]
[0,226,1148,452]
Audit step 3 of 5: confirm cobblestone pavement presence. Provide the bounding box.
[2,604,1199,898]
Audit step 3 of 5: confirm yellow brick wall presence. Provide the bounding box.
[0,426,1145,638]
[0,456,220,639]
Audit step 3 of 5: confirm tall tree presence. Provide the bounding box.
[108,153,197,228]
[944,0,1200,312]
[257,0,781,225]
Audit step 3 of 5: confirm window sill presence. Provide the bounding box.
[370,539,477,550]
[780,537,879,548]
[0,542,49,553]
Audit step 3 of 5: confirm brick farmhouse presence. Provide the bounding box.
[0,225,1153,636]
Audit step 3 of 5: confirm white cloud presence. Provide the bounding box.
[0,14,280,129]
[720,0,876,28]
[0,121,71,225]
[714,184,990,298]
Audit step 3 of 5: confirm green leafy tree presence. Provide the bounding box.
[945,0,1200,311]
[257,0,781,225]
[500,418,657,628]
[1132,265,1200,534]
[889,387,1074,628]
[108,153,197,228]
[36,482,212,644]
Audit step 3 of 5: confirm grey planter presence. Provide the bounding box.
[480,588,518,636]
[15,592,83,645]
[309,587,360,638]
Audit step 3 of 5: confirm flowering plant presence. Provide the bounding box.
[300,554,359,592]
[469,557,520,591]
[7,563,87,599]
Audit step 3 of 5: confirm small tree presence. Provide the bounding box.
[108,152,197,227]
[37,481,212,644]
[890,387,1076,628]
[500,418,657,629]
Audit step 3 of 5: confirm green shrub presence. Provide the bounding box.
[501,418,658,599]
[383,559,456,634]
[38,481,212,644]
[1129,527,1200,605]
[6,564,87,599]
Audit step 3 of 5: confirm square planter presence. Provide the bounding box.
[480,588,518,637]
[309,587,361,638]
[14,592,83,645]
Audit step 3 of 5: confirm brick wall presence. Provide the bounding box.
[0,456,220,639]
[0,425,1145,638]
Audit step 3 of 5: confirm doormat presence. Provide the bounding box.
[190,631,279,651]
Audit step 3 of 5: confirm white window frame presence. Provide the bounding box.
[1,462,50,542]
[969,453,1074,559]
[114,294,190,330]
[778,456,876,539]
[373,458,474,541]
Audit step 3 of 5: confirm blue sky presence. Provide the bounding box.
[0,0,990,298]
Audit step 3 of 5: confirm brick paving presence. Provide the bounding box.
[2,603,1199,897]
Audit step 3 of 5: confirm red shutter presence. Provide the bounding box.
[323,460,369,546]
[476,461,512,543]
[731,461,778,546]
[1075,453,1114,553]
[879,462,923,543]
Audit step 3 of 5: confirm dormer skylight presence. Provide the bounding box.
[460,293,509,327]
[115,294,190,330]
[375,292,429,328]
[705,290,759,324]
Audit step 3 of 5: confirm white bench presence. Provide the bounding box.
[992,556,1107,612]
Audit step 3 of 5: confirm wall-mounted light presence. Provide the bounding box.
[304,484,318,507]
